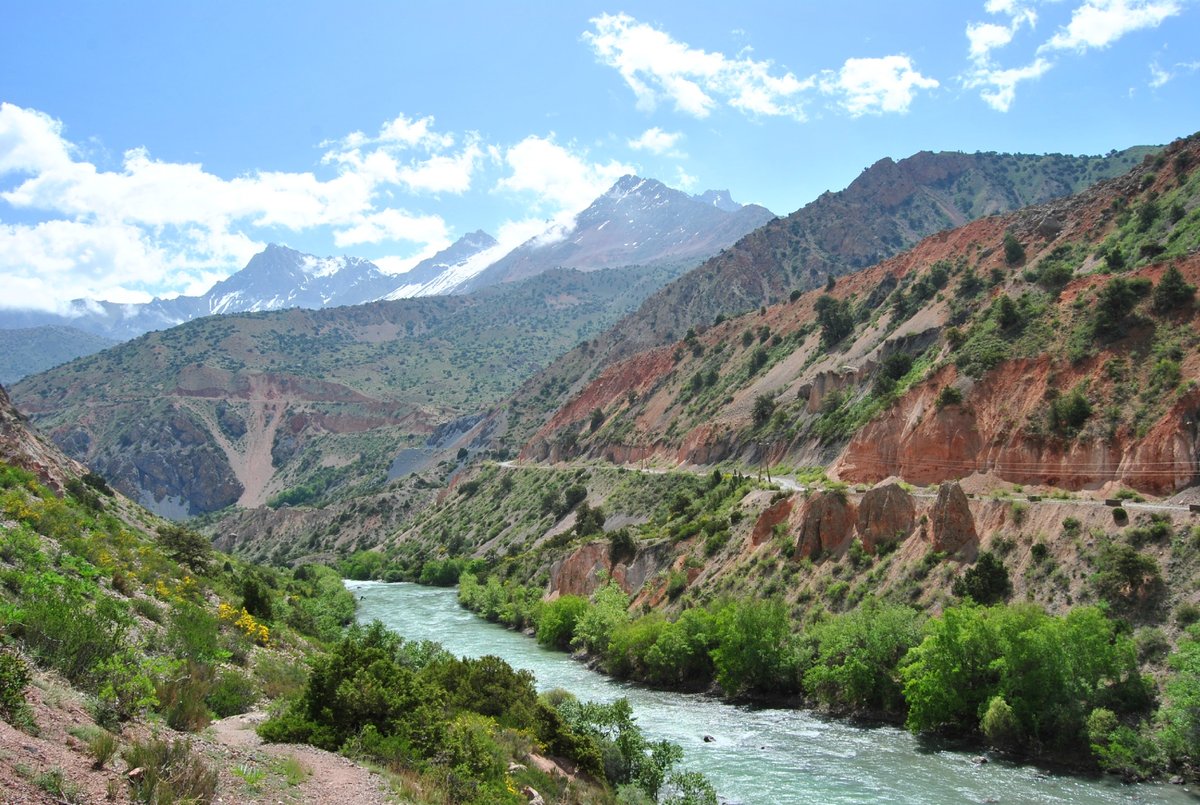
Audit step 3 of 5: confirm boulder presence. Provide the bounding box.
[855,482,915,553]
[794,491,857,559]
[929,481,977,553]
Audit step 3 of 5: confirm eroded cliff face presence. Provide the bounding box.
[0,384,85,494]
[547,540,674,599]
[520,136,1200,497]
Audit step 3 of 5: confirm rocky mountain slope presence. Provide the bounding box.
[0,324,117,384]
[10,262,692,517]
[497,146,1159,449]
[463,176,774,290]
[523,136,1200,497]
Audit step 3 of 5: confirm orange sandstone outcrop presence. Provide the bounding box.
[929,481,977,553]
[855,482,916,554]
[793,491,857,559]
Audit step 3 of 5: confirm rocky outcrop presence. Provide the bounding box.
[547,539,672,599]
[855,482,915,553]
[751,496,796,546]
[793,491,857,559]
[929,482,977,554]
[0,384,85,494]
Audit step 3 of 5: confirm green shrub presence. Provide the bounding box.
[0,649,31,721]
[206,669,258,718]
[952,551,1012,605]
[935,386,963,408]
[803,600,922,714]
[157,661,215,732]
[537,596,589,650]
[1003,232,1025,266]
[902,603,1144,750]
[1152,265,1196,313]
[123,737,217,805]
[711,599,800,697]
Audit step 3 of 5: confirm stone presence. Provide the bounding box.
[855,482,915,553]
[522,785,546,805]
[929,481,977,553]
[794,491,857,559]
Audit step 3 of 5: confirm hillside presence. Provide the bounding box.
[497,146,1159,450]
[523,138,1199,497]
[0,325,118,385]
[11,262,692,517]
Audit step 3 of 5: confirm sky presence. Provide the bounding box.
[1,0,1198,311]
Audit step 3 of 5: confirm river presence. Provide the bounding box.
[350,580,1196,805]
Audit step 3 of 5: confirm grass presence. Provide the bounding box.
[273,754,311,786]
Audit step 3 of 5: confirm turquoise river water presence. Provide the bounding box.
[351,581,1197,805]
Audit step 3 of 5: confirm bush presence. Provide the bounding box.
[952,551,1012,605]
[0,649,31,722]
[124,737,218,805]
[935,386,963,408]
[902,603,1144,750]
[711,599,799,697]
[537,596,589,650]
[1152,265,1196,313]
[1003,233,1025,266]
[207,669,258,717]
[803,600,922,714]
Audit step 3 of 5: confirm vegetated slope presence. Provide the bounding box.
[11,261,690,517]
[498,146,1158,450]
[461,175,775,291]
[0,383,633,805]
[526,136,1200,496]
[0,379,383,804]
[0,325,118,385]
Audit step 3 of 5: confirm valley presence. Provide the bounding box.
[3,133,1200,803]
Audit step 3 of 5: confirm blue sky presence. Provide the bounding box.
[1,0,1197,309]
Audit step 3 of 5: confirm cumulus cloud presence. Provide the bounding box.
[584,13,813,120]
[963,0,1186,110]
[0,103,469,308]
[497,134,634,214]
[585,13,939,122]
[627,127,684,156]
[1043,0,1182,52]
[819,56,939,116]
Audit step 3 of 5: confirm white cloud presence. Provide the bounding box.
[962,0,1185,111]
[395,140,483,194]
[1149,57,1200,86]
[496,134,634,214]
[333,208,450,248]
[0,104,470,306]
[583,13,813,120]
[0,103,75,175]
[1043,0,1182,52]
[967,57,1055,111]
[675,167,698,191]
[628,127,684,156]
[819,56,939,116]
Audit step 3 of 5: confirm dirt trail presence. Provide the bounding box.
[209,712,392,804]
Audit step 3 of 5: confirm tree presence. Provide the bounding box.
[951,551,1012,604]
[803,599,923,714]
[589,407,606,432]
[1093,276,1146,336]
[1003,232,1025,266]
[156,524,212,573]
[752,394,776,427]
[814,294,854,347]
[1152,265,1196,314]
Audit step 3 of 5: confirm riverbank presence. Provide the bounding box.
[353,580,1198,805]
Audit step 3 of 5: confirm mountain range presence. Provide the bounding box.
[0,178,771,346]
